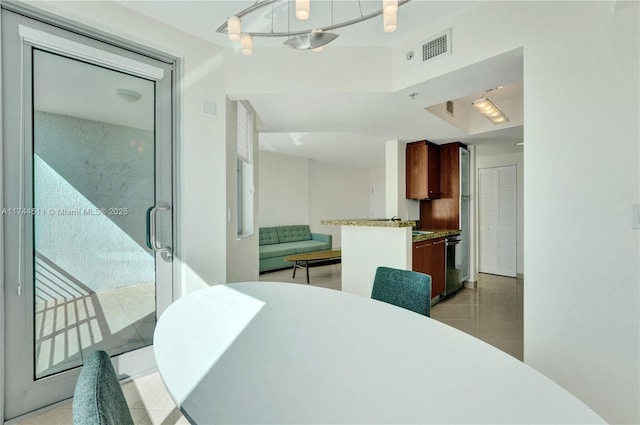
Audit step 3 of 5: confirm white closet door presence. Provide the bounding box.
[479,166,517,277]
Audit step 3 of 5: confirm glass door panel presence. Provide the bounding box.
[460,148,470,281]
[32,49,156,379]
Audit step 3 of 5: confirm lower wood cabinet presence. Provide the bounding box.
[412,237,446,299]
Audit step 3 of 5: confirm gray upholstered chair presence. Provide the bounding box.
[371,266,432,317]
[72,350,134,425]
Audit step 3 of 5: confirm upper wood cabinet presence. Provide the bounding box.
[420,142,467,229]
[406,140,440,200]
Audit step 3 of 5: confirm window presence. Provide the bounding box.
[237,102,254,237]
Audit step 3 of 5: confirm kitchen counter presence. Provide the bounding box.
[321,219,460,296]
[412,229,460,242]
[321,218,416,228]
[320,219,459,241]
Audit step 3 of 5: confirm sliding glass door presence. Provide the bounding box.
[2,9,174,420]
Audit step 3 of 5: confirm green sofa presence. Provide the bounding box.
[259,225,332,272]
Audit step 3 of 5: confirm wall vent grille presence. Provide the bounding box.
[422,29,452,62]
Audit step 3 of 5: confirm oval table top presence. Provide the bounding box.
[154,282,604,424]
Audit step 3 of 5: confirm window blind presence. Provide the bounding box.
[237,102,251,163]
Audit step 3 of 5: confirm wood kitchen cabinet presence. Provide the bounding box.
[406,140,440,200]
[412,237,446,299]
[420,142,467,229]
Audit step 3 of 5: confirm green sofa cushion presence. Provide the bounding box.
[259,227,280,246]
[277,225,312,242]
[259,244,296,260]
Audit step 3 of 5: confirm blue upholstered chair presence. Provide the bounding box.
[371,266,432,317]
[72,350,134,425]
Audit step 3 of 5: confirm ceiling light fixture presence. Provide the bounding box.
[471,88,509,124]
[114,88,141,103]
[217,0,411,52]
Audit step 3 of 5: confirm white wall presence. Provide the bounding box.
[523,5,639,424]
[369,167,386,218]
[258,150,310,226]
[258,150,370,248]
[309,160,370,248]
[226,46,392,95]
[23,1,230,295]
[475,148,524,276]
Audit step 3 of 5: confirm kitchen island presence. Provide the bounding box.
[321,218,459,297]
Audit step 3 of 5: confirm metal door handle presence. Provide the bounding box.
[146,204,173,261]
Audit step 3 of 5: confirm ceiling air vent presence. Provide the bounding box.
[422,28,452,63]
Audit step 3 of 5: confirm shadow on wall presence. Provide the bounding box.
[34,111,154,253]
[34,111,155,291]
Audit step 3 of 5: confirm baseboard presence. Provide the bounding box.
[464,280,477,289]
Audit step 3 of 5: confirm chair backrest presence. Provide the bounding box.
[72,350,134,425]
[371,266,432,317]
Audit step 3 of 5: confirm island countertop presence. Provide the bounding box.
[412,229,461,242]
[321,218,417,228]
[320,218,460,241]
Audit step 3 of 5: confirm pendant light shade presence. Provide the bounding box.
[383,0,398,14]
[240,33,253,56]
[296,0,310,20]
[312,29,324,52]
[227,16,241,41]
[383,10,397,33]
[283,30,339,50]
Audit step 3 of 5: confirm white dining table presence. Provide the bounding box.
[154,281,604,424]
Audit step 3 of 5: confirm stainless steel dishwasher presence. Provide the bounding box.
[445,235,464,296]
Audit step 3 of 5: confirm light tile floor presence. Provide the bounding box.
[431,273,524,361]
[16,372,188,425]
[21,264,522,424]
